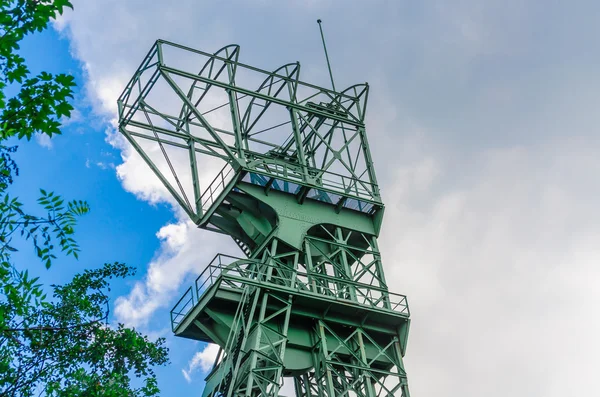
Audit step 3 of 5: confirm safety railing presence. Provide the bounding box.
[170,254,409,331]
[195,154,379,224]
[170,286,195,331]
[199,163,236,215]
[243,151,379,203]
[194,254,242,297]
[170,254,242,331]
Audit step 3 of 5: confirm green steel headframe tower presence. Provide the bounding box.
[118,38,411,396]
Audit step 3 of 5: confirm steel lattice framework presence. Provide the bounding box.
[118,39,411,397]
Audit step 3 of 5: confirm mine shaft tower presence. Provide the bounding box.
[118,35,411,396]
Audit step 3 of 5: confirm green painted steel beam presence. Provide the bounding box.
[159,65,364,127]
[118,38,412,397]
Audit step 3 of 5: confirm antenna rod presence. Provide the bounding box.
[317,19,336,92]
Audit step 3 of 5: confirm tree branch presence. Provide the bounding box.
[1,312,108,333]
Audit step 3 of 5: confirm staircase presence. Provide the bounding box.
[233,237,252,257]
[206,286,256,397]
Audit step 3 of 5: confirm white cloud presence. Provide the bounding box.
[113,218,228,328]
[60,108,83,127]
[182,343,220,383]
[56,0,600,395]
[95,161,114,170]
[110,131,175,208]
[379,139,600,395]
[278,378,296,396]
[35,134,53,149]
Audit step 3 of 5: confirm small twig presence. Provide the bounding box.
[1,313,108,333]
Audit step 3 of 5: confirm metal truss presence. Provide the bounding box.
[303,319,410,397]
[118,40,380,225]
[119,40,412,397]
[205,240,294,397]
[172,226,410,397]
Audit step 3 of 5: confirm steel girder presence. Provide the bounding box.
[172,226,410,397]
[118,40,412,397]
[117,40,380,225]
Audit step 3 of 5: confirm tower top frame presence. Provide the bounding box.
[118,40,382,229]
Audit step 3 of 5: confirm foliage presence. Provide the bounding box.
[0,0,76,189]
[0,1,170,396]
[0,190,90,268]
[0,263,169,396]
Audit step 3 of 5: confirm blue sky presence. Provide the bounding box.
[13,27,206,394]
[12,30,172,294]
[13,1,600,396]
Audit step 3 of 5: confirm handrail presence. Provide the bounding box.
[170,286,194,331]
[194,150,381,222]
[195,254,243,296]
[199,163,236,213]
[244,150,379,195]
[170,255,409,331]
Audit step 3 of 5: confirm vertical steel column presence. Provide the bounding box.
[334,227,358,301]
[225,49,245,162]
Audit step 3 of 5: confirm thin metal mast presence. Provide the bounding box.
[317,19,336,92]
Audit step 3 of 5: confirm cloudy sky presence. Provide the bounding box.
[16,1,600,395]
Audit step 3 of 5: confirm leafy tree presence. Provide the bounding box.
[0,0,76,189]
[0,1,169,396]
[1,262,169,396]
